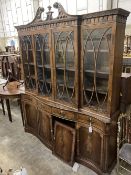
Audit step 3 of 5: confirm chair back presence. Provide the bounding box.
[1,54,21,81]
[117,107,131,148]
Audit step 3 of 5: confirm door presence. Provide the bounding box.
[38,110,52,149]
[24,101,38,134]
[53,121,76,166]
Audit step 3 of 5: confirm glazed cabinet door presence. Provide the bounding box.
[76,122,104,174]
[81,27,112,113]
[53,121,76,166]
[23,100,38,134]
[53,28,78,107]
[34,32,53,97]
[38,110,52,149]
[20,35,36,90]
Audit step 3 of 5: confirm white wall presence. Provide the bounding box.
[0,0,131,50]
[0,0,34,38]
[113,0,131,24]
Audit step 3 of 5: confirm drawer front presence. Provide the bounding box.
[52,107,75,121]
[38,103,51,113]
[77,114,107,132]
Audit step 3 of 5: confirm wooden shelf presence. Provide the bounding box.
[56,64,75,71]
[37,65,43,68]
[84,70,109,78]
[85,49,108,52]
[39,79,51,84]
[36,50,41,52]
[57,80,74,89]
[44,64,51,69]
[29,63,35,66]
[85,87,107,94]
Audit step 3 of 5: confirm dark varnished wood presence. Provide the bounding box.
[53,121,76,166]
[120,73,131,113]
[0,99,5,115]
[0,81,25,122]
[16,3,129,175]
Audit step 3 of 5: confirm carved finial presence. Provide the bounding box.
[33,7,44,23]
[46,5,53,20]
[53,2,69,19]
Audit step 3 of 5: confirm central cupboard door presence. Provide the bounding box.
[53,121,76,166]
[53,29,78,106]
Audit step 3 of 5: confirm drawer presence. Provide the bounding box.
[77,114,106,131]
[38,103,51,113]
[52,107,75,121]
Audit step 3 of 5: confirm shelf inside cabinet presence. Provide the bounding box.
[29,63,35,66]
[85,87,107,94]
[37,65,43,68]
[86,49,109,52]
[57,80,74,89]
[56,64,64,69]
[56,64,75,71]
[84,70,109,78]
[39,79,51,84]
[37,64,51,69]
[44,64,51,69]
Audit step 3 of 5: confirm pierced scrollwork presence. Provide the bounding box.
[31,7,44,23]
[53,2,71,19]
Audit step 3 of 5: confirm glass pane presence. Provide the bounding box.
[34,33,52,96]
[83,28,112,111]
[55,31,75,103]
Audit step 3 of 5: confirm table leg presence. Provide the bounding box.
[18,98,24,126]
[6,99,12,122]
[1,99,5,115]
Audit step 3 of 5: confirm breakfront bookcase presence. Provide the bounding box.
[16,3,129,174]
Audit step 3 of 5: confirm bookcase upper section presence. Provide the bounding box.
[16,3,129,117]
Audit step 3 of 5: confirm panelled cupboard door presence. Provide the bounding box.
[53,28,78,107]
[38,110,52,148]
[53,121,76,166]
[24,102,38,133]
[77,124,103,170]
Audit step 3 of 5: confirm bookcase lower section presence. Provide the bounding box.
[22,94,117,175]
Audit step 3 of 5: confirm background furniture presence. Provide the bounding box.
[0,79,8,116]
[0,54,21,81]
[16,3,129,175]
[117,112,131,174]
[120,73,131,113]
[0,99,5,115]
[0,81,25,122]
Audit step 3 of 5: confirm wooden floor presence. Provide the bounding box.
[0,100,118,175]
